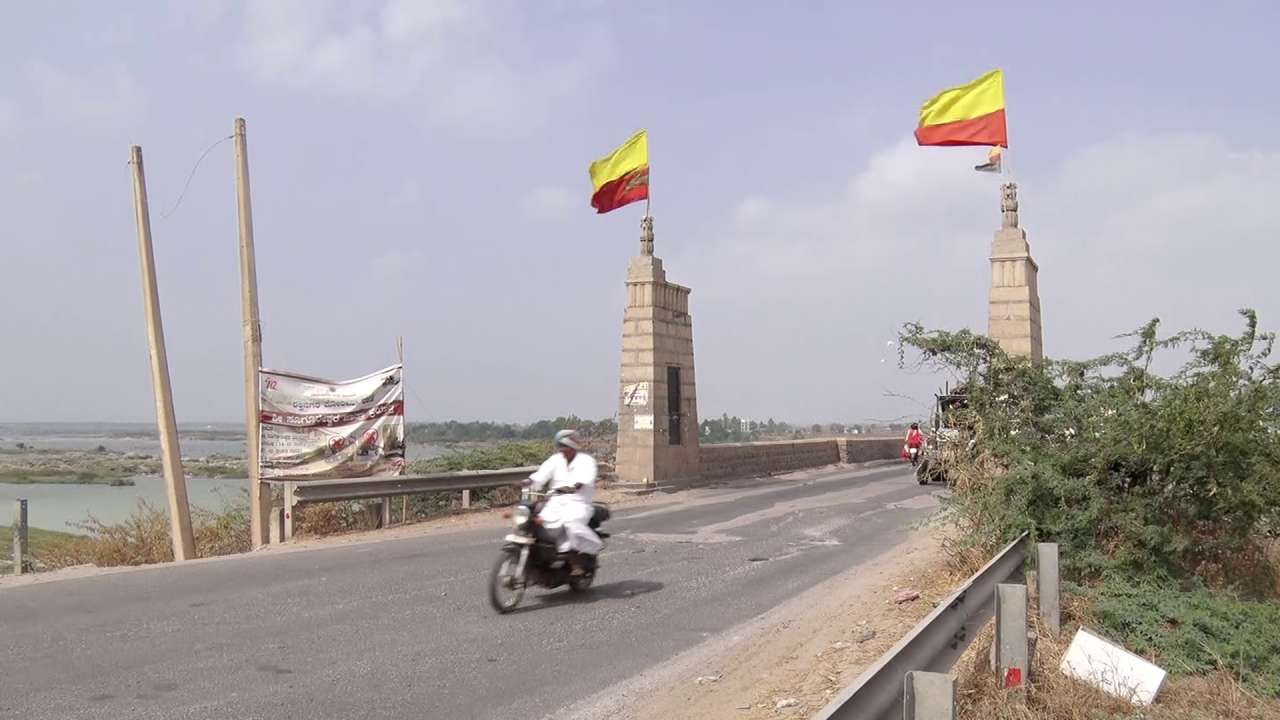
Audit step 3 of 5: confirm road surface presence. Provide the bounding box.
[0,463,939,720]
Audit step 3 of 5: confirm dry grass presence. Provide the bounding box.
[954,593,1280,720]
[943,522,1280,718]
[38,500,250,568]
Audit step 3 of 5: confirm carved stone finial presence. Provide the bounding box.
[1001,182,1019,229]
[640,214,654,256]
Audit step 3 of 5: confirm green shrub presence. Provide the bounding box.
[403,441,549,519]
[899,310,1280,586]
[1078,576,1280,698]
[408,440,551,473]
[900,311,1280,696]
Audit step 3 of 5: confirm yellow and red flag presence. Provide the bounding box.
[915,69,1007,148]
[589,130,649,214]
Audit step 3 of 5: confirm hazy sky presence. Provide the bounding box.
[2,1,1278,425]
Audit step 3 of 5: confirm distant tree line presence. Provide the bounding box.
[406,416,618,444]
[407,415,906,446]
[698,415,904,444]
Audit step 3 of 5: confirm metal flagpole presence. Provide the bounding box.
[1002,68,1014,182]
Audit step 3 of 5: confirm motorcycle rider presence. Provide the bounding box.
[524,429,602,576]
[904,422,925,463]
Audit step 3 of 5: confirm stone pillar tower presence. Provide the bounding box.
[988,183,1044,362]
[614,216,701,487]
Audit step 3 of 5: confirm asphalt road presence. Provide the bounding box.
[0,463,940,720]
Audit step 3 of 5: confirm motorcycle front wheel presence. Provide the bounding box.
[489,550,525,614]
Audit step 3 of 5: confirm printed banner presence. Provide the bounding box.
[259,364,405,479]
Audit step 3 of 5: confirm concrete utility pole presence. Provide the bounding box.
[234,117,271,549]
[129,145,196,561]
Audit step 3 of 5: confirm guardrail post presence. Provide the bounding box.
[1037,543,1060,634]
[283,482,295,541]
[12,499,28,575]
[269,506,284,544]
[995,583,1029,694]
[903,671,955,719]
[380,497,391,528]
[461,489,471,510]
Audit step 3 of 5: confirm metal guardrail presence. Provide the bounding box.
[812,532,1029,720]
[262,463,615,542]
[265,463,616,505]
[276,467,538,504]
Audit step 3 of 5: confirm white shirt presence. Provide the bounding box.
[528,451,597,525]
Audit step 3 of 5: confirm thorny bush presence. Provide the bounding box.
[899,309,1280,586]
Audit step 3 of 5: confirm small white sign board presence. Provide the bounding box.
[633,414,654,430]
[1059,627,1166,706]
[623,382,650,407]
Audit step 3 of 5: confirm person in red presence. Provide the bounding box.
[903,423,926,465]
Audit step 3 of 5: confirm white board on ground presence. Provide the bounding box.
[1059,626,1166,706]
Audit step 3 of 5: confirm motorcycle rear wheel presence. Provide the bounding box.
[568,573,594,593]
[489,550,525,613]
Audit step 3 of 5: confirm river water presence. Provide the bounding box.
[0,423,448,533]
[0,477,249,533]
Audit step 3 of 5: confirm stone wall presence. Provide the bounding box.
[837,437,904,464]
[698,437,900,482]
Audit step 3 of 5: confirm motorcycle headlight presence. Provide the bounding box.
[513,505,531,526]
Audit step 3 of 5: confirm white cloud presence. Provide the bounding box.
[678,133,1280,423]
[387,178,423,210]
[366,247,427,297]
[236,0,604,129]
[0,100,14,136]
[696,138,993,280]
[24,61,146,130]
[166,1,234,31]
[521,185,578,221]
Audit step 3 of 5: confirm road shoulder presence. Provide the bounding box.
[555,520,951,719]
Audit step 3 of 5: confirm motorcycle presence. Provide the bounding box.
[488,487,611,614]
[907,444,934,485]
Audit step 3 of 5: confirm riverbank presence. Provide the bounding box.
[0,447,243,484]
[0,471,136,486]
[0,525,81,573]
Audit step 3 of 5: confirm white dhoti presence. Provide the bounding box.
[539,495,603,555]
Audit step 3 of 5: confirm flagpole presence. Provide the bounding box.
[1003,67,1014,182]
[646,130,652,219]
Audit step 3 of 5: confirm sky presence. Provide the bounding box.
[2,1,1278,425]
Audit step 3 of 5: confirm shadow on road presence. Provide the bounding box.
[510,579,665,614]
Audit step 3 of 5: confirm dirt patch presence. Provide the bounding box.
[556,521,954,720]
